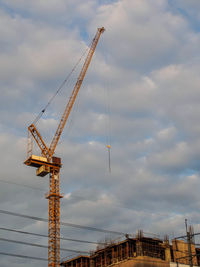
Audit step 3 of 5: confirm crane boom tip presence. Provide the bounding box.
[98,27,105,33]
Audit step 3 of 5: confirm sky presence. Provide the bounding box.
[1,0,200,266]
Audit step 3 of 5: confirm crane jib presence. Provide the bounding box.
[48,27,105,157]
[26,27,105,162]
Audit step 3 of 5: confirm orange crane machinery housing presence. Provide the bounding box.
[24,27,105,267]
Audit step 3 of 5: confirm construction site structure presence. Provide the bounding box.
[61,231,200,267]
[24,27,105,267]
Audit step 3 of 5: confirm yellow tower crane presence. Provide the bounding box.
[24,27,105,267]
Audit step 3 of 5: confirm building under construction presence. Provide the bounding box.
[61,231,200,267]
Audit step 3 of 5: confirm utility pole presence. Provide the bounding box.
[185,219,193,267]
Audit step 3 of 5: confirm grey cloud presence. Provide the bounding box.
[1,1,200,266]
[90,0,190,71]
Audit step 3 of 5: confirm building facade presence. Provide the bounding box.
[61,232,200,267]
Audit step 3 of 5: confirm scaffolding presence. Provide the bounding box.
[61,230,200,267]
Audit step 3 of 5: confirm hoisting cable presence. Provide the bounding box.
[32,45,90,125]
[101,45,112,174]
[107,144,111,173]
[106,84,112,173]
[104,71,112,173]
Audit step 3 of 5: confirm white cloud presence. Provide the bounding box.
[89,0,190,70]
[1,1,200,266]
[157,126,177,141]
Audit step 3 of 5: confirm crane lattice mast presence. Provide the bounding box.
[24,27,105,267]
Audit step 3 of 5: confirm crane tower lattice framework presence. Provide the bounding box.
[24,27,105,267]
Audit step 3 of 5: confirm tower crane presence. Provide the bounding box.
[24,27,105,267]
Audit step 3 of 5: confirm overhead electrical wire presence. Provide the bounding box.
[0,237,88,254]
[0,227,105,245]
[0,251,47,261]
[0,181,169,238]
[0,179,149,218]
[0,179,45,191]
[0,180,178,231]
[0,209,125,235]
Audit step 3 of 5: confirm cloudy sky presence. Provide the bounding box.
[1,0,200,266]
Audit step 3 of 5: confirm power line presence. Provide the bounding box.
[0,227,105,245]
[0,182,179,239]
[0,179,44,191]
[0,251,47,261]
[0,209,125,235]
[0,178,180,230]
[0,237,88,254]
[175,232,200,239]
